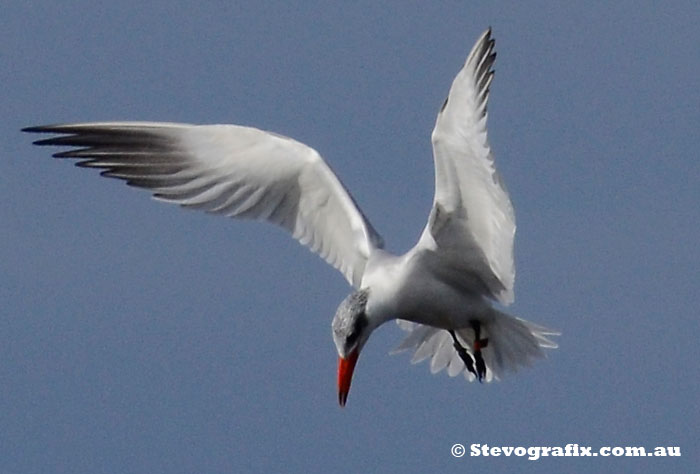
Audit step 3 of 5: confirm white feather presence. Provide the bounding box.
[416,28,516,305]
[26,122,383,288]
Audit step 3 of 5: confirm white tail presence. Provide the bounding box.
[391,310,559,382]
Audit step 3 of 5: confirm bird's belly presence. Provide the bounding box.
[363,249,492,330]
[398,286,489,330]
[377,265,490,329]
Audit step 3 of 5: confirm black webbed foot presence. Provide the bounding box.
[470,321,488,383]
[448,329,477,379]
[449,323,489,382]
[473,348,487,383]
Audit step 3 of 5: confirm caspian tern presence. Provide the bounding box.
[24,28,558,407]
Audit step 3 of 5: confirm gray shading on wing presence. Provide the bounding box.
[23,122,384,287]
[415,28,516,305]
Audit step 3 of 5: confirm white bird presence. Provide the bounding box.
[24,28,558,407]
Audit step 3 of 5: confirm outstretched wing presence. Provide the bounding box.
[415,28,516,305]
[24,122,384,287]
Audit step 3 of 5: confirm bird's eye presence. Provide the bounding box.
[346,330,359,346]
[345,313,367,348]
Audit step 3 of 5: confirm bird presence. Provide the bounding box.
[24,28,558,407]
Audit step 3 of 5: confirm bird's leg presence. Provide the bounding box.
[470,321,489,383]
[448,329,477,379]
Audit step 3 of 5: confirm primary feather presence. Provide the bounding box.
[24,122,383,287]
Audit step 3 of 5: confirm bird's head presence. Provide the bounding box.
[332,288,372,407]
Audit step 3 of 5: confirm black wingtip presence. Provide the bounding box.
[22,125,47,133]
[22,124,68,137]
[22,123,84,135]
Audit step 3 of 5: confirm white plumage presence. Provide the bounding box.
[25,28,558,405]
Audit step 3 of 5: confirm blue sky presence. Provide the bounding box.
[2,1,698,473]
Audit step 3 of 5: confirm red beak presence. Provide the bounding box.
[337,349,359,407]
